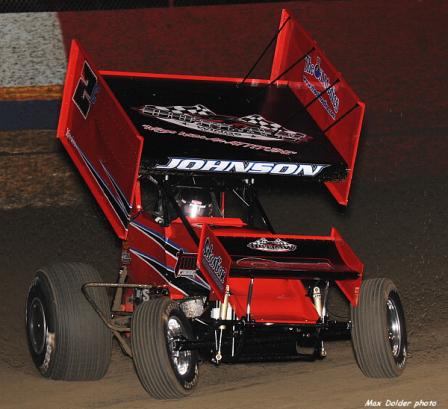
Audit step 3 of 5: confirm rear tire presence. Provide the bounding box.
[132,298,199,399]
[26,262,112,380]
[351,278,407,377]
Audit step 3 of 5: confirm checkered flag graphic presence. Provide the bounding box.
[240,114,283,131]
[139,104,310,143]
[164,104,215,116]
[241,114,310,142]
[141,104,215,117]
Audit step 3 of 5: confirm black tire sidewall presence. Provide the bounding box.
[26,263,111,380]
[351,278,408,377]
[131,298,200,398]
[26,272,57,377]
[163,305,198,389]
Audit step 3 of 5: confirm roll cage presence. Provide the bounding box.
[139,175,275,241]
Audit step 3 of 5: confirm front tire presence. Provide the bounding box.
[132,298,199,399]
[26,262,112,380]
[351,278,407,377]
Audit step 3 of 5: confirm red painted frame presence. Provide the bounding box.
[57,10,365,324]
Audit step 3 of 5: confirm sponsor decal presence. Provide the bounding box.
[303,55,339,120]
[138,104,311,145]
[142,124,297,156]
[72,61,99,119]
[236,257,333,271]
[247,238,297,253]
[66,127,76,146]
[155,157,328,177]
[134,288,152,304]
[202,237,227,290]
[142,125,177,134]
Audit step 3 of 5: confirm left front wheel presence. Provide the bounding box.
[26,262,112,380]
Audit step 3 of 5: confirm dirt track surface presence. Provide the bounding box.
[1,342,447,409]
[1,1,448,408]
[1,129,447,408]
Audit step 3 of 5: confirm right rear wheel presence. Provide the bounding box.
[351,278,407,377]
[131,298,199,399]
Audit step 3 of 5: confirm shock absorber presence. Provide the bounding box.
[215,285,230,363]
[313,286,322,317]
[312,283,329,358]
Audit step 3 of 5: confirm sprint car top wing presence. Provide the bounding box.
[104,75,348,182]
[57,10,364,237]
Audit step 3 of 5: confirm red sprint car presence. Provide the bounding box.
[26,9,407,399]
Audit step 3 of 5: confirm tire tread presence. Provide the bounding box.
[33,262,111,380]
[132,298,198,399]
[351,278,406,378]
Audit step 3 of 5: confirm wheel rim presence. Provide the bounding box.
[166,316,191,376]
[386,295,403,359]
[28,297,48,355]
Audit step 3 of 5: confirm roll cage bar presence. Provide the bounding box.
[142,175,275,245]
